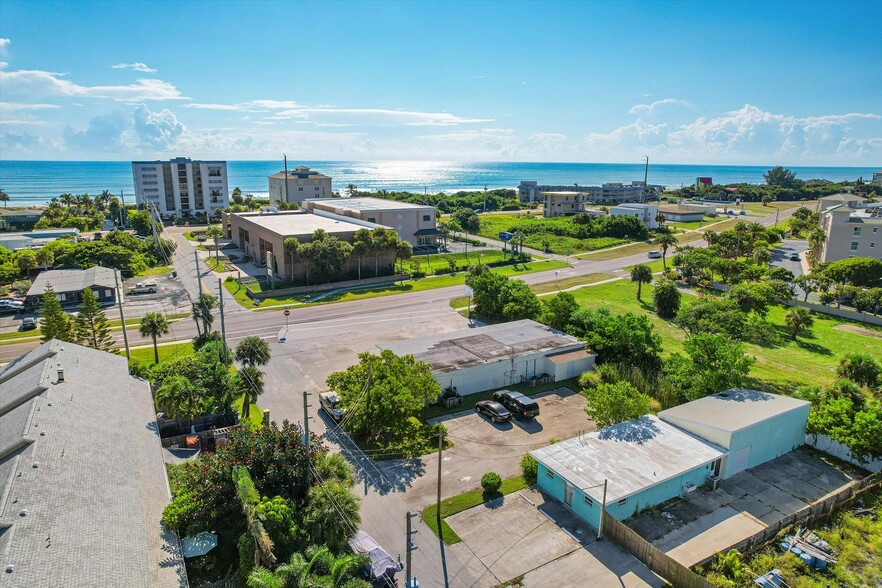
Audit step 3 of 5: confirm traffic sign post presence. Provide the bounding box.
[284,308,290,329]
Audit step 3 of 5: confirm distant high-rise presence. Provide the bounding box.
[132,157,229,217]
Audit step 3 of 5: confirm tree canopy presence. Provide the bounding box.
[583,381,652,428]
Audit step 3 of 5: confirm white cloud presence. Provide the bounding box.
[0,69,187,101]
[628,98,692,116]
[0,38,9,49]
[133,104,185,147]
[0,101,59,111]
[0,62,8,69]
[273,106,492,126]
[112,62,158,73]
[63,109,130,151]
[185,103,244,110]
[0,130,59,152]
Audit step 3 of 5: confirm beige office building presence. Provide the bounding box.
[269,166,333,206]
[226,210,395,281]
[818,205,882,262]
[543,191,589,217]
[302,197,440,247]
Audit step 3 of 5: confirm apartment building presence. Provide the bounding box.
[302,197,440,247]
[543,191,589,217]
[816,193,867,213]
[132,157,229,217]
[519,180,660,204]
[818,204,882,262]
[873,171,882,186]
[269,166,333,205]
[609,202,660,229]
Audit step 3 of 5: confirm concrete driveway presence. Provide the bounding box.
[446,487,663,587]
[627,447,863,567]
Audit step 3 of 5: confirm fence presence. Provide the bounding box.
[806,434,882,472]
[600,510,714,588]
[692,472,882,568]
[244,273,411,299]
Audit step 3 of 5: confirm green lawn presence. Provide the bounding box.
[135,265,174,277]
[577,231,704,261]
[0,313,190,345]
[232,396,265,430]
[464,213,630,255]
[422,474,529,545]
[128,340,195,364]
[568,279,882,392]
[230,259,570,310]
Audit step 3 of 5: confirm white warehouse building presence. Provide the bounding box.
[379,319,596,395]
[609,202,660,229]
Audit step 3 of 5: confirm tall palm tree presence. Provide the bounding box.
[59,193,74,209]
[193,292,217,335]
[652,232,679,269]
[236,365,264,419]
[139,312,170,364]
[98,190,113,210]
[154,375,201,429]
[304,482,362,551]
[351,229,372,280]
[205,224,224,267]
[0,187,9,208]
[235,335,271,367]
[808,227,827,262]
[630,264,653,299]
[283,237,300,281]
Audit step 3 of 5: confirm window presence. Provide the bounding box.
[423,214,431,222]
[583,496,594,507]
[298,187,304,191]
[617,498,627,507]
[546,470,554,479]
[851,241,859,251]
[367,217,376,223]
[871,243,876,248]
[874,227,878,233]
[854,227,862,237]
[315,186,320,191]
[106,290,113,298]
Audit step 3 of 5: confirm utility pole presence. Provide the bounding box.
[283,153,289,205]
[483,185,487,213]
[302,391,312,449]
[643,155,649,203]
[194,251,203,295]
[113,270,130,359]
[405,511,419,588]
[217,278,227,359]
[598,478,608,540]
[436,430,450,588]
[119,190,127,226]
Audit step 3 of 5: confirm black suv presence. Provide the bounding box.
[492,390,540,420]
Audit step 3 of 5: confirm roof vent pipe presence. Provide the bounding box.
[57,368,64,383]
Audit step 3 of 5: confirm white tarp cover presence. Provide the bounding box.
[348,530,398,580]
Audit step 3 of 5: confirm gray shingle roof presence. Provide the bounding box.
[26,266,120,297]
[0,341,186,587]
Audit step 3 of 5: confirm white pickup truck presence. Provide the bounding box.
[128,282,157,294]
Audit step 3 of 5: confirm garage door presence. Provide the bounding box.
[728,445,752,477]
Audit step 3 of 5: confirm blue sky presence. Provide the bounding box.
[1,0,880,164]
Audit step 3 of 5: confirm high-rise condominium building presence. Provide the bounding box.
[132,157,229,217]
[268,166,334,205]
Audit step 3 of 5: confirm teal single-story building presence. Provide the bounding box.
[657,388,811,479]
[531,389,811,530]
[531,415,726,529]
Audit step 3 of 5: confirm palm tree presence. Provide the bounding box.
[351,228,372,280]
[630,264,653,299]
[236,365,264,419]
[98,190,113,210]
[193,292,217,335]
[248,549,369,588]
[139,312,170,364]
[60,193,74,209]
[785,307,814,340]
[35,247,54,270]
[808,227,826,262]
[283,237,300,281]
[154,375,201,429]
[304,482,362,550]
[371,228,394,277]
[0,187,9,208]
[205,224,224,267]
[652,232,678,269]
[235,335,271,367]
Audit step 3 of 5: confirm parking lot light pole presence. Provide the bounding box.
[581,479,608,540]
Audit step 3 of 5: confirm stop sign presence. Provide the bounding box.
[283,309,291,317]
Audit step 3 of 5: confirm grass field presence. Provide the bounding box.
[568,279,882,393]
[422,475,529,545]
[576,231,704,261]
[0,313,190,344]
[229,258,570,310]
[135,265,174,277]
[465,213,630,255]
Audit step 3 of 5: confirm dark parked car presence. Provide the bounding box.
[21,317,38,330]
[475,400,512,423]
[319,391,343,423]
[492,390,540,419]
[790,252,800,261]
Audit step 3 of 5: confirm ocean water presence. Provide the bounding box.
[0,160,876,207]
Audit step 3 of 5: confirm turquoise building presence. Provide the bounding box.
[532,389,811,530]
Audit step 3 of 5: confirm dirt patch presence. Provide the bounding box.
[835,323,882,339]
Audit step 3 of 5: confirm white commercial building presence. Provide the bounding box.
[132,157,229,217]
[303,197,440,247]
[379,319,596,396]
[269,166,333,206]
[519,180,661,204]
[609,203,660,229]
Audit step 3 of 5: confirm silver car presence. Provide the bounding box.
[319,392,344,423]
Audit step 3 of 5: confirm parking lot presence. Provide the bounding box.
[446,487,663,587]
[627,447,863,567]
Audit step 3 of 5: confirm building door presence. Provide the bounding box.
[712,458,722,477]
[564,482,574,507]
[729,445,752,477]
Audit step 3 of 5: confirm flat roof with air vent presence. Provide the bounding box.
[658,388,811,434]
